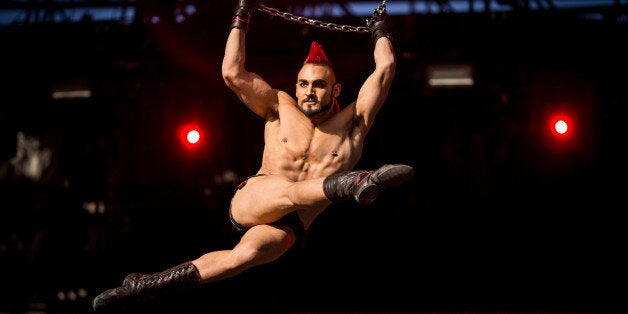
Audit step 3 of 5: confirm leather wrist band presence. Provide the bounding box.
[371,22,392,43]
[230,8,250,31]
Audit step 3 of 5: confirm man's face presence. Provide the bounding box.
[296,63,337,117]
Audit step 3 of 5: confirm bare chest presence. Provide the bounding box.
[279,128,345,163]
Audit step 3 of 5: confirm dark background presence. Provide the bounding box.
[1,1,626,313]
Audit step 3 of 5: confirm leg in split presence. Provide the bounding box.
[92,163,414,312]
[92,223,297,312]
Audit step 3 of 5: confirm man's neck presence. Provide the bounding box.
[309,110,334,126]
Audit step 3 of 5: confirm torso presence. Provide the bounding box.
[258,94,365,182]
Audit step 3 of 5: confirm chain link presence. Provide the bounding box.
[257,4,370,34]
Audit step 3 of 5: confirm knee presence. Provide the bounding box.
[232,236,292,268]
[232,245,260,268]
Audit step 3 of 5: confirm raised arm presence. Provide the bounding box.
[221,0,278,118]
[354,4,396,134]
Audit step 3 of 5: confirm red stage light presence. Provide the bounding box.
[548,112,573,140]
[186,129,200,144]
[178,123,203,149]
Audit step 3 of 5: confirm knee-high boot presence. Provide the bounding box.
[92,261,201,312]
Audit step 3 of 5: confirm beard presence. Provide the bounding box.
[298,99,332,117]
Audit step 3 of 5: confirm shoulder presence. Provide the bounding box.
[277,90,294,104]
[320,102,360,132]
[338,102,358,124]
[276,91,298,112]
[340,102,368,135]
[263,89,293,120]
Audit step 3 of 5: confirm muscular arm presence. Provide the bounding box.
[221,28,278,118]
[354,37,396,134]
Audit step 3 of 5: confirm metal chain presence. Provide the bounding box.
[257,3,372,34]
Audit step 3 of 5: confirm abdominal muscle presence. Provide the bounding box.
[259,117,362,180]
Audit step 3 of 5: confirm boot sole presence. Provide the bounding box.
[355,164,414,205]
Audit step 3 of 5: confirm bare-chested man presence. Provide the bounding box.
[92,0,413,312]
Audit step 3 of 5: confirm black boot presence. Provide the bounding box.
[92,261,201,312]
[323,164,414,205]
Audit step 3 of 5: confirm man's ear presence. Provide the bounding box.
[333,83,341,98]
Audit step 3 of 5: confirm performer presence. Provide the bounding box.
[92,0,412,312]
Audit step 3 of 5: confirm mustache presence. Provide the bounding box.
[303,96,318,103]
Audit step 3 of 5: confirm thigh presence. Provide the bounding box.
[230,174,295,226]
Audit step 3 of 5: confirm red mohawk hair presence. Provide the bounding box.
[304,41,332,67]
